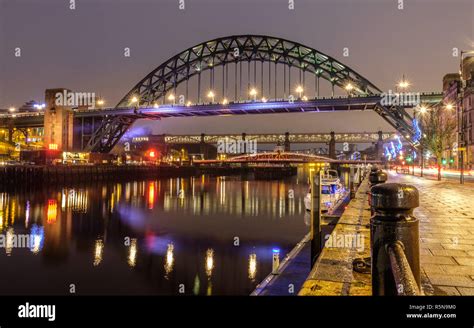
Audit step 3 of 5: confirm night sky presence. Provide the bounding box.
[1,0,473,135]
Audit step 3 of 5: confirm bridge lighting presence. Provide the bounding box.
[153,103,159,109]
[302,96,308,101]
[131,96,138,104]
[207,91,215,103]
[97,99,105,106]
[397,75,410,90]
[222,98,228,105]
[295,85,304,98]
[418,105,428,114]
[33,103,46,110]
[445,103,454,111]
[261,97,267,103]
[186,101,192,107]
[168,94,176,105]
[8,107,15,112]
[345,83,354,92]
[249,88,258,100]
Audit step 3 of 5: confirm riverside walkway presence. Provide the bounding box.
[299,171,474,296]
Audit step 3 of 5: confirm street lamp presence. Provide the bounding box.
[8,107,15,113]
[222,98,229,105]
[397,74,410,91]
[249,88,257,101]
[97,99,105,107]
[207,90,215,103]
[130,96,139,113]
[445,103,454,111]
[345,83,354,93]
[295,85,304,99]
[167,94,175,105]
[261,97,267,103]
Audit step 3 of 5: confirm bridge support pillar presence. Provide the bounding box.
[200,133,206,159]
[284,132,290,152]
[329,131,336,159]
[43,88,74,151]
[375,131,384,161]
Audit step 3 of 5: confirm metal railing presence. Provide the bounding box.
[386,241,421,296]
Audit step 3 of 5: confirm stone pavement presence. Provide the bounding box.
[299,179,372,296]
[388,172,474,296]
[299,171,474,296]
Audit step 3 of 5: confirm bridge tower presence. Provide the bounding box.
[43,88,74,151]
[375,130,384,161]
[199,133,206,159]
[329,131,336,159]
[284,132,290,152]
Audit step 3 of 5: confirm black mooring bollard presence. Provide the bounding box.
[368,170,387,215]
[369,170,387,187]
[370,183,420,296]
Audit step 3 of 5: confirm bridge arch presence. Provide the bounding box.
[117,35,382,107]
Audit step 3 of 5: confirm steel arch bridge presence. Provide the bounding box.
[86,35,418,153]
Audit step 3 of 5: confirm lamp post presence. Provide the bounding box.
[458,50,474,184]
[131,96,139,113]
[249,88,257,101]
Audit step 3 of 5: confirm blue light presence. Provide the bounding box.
[412,118,422,143]
[272,248,280,254]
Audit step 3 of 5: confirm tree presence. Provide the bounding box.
[421,104,457,180]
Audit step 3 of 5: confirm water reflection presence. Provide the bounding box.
[205,248,214,279]
[164,243,174,279]
[93,239,104,266]
[128,238,137,268]
[248,253,257,281]
[0,168,317,295]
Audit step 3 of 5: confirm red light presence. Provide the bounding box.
[147,149,158,159]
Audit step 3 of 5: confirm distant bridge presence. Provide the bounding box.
[163,131,398,145]
[192,151,381,165]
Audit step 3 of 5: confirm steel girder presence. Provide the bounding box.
[84,115,153,153]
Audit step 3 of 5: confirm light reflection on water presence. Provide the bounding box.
[0,167,337,295]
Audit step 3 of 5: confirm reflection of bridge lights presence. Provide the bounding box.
[93,239,104,266]
[5,227,14,256]
[128,239,137,267]
[205,248,214,278]
[25,201,30,227]
[164,243,174,278]
[248,253,257,281]
[30,224,44,254]
[148,182,155,210]
[46,200,57,224]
